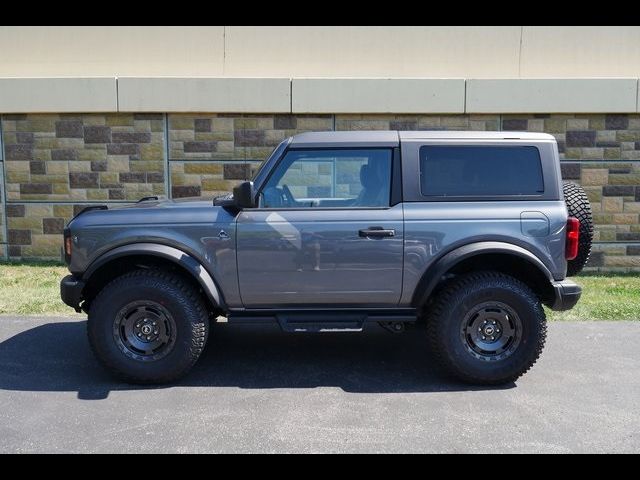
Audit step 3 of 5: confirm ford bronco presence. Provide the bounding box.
[60,131,593,385]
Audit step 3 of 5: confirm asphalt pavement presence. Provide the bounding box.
[0,315,638,453]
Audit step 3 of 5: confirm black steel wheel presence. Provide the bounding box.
[88,270,209,384]
[113,300,177,362]
[461,301,523,362]
[427,271,546,385]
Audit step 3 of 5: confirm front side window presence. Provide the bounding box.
[259,149,392,208]
[419,145,544,197]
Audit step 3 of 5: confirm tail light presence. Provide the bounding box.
[566,217,580,260]
[63,227,72,264]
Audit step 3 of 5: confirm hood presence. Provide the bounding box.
[113,196,218,210]
[68,196,234,229]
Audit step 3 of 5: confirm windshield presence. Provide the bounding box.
[251,137,291,182]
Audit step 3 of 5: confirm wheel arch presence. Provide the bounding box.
[412,241,556,310]
[81,243,225,313]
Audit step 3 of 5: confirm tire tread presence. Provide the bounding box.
[563,181,594,277]
[88,269,208,384]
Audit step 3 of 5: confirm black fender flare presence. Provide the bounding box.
[411,241,554,308]
[82,243,225,309]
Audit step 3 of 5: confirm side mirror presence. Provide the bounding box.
[233,181,256,209]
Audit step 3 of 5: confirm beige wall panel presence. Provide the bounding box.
[0,26,224,77]
[467,79,638,113]
[292,78,465,113]
[0,78,117,112]
[118,77,291,112]
[3,26,640,79]
[224,26,522,78]
[520,26,640,78]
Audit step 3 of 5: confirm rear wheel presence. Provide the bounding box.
[88,270,209,384]
[563,181,593,276]
[427,271,546,385]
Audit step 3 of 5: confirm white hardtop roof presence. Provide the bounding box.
[399,131,556,141]
[290,130,555,147]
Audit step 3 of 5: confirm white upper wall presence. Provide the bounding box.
[520,26,640,78]
[0,26,225,77]
[223,26,522,78]
[1,26,640,78]
[2,26,640,113]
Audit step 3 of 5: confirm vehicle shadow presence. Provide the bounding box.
[0,319,515,400]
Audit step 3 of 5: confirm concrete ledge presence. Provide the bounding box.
[0,78,117,113]
[117,77,291,113]
[466,78,639,113]
[292,78,465,113]
[0,77,639,114]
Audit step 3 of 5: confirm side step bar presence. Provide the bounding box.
[227,310,417,333]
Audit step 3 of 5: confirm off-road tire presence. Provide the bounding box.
[563,181,593,277]
[426,271,547,385]
[88,270,209,384]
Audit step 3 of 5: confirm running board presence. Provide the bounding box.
[227,310,417,333]
[278,313,366,332]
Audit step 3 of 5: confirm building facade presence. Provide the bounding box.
[0,26,639,271]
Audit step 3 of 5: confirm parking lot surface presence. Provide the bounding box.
[0,316,638,453]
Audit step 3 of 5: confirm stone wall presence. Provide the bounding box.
[1,113,638,271]
[0,135,5,257]
[167,114,333,198]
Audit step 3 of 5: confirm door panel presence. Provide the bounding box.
[237,205,404,307]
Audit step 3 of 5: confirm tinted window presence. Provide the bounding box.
[419,146,544,197]
[260,149,392,208]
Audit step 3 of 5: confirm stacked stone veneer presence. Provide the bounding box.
[168,114,333,198]
[1,113,638,271]
[0,138,5,258]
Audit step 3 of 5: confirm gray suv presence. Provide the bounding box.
[60,131,593,385]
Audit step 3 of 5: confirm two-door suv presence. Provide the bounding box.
[61,131,593,385]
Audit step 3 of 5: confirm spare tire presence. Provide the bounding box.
[563,181,594,276]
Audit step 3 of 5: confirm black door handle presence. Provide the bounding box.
[359,226,396,238]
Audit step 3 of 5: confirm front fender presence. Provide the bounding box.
[82,243,225,309]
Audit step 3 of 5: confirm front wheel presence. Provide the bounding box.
[88,270,209,384]
[426,271,547,385]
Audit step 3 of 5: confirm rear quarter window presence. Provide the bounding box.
[419,145,544,197]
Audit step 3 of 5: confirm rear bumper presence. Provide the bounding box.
[549,279,582,311]
[60,275,85,312]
